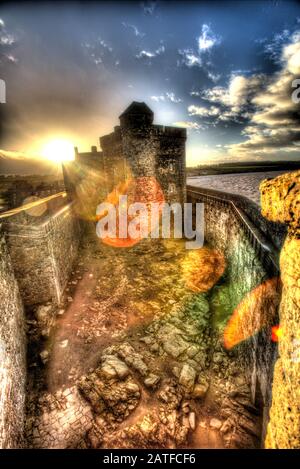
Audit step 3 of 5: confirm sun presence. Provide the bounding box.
[41,139,75,163]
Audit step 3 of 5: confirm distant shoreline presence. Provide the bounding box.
[187,161,300,177]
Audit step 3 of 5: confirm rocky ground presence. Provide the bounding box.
[188,171,292,205]
[24,225,262,449]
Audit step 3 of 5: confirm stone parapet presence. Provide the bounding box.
[0,229,26,448]
[3,203,81,306]
[261,171,300,448]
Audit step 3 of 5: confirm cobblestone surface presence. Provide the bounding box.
[26,387,93,448]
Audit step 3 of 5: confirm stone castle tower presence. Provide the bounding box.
[63,101,186,208]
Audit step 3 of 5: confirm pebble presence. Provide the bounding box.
[210,418,222,430]
[188,412,196,430]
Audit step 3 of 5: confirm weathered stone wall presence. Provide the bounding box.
[188,185,286,251]
[100,127,126,194]
[187,186,280,443]
[261,171,300,449]
[0,229,26,448]
[4,203,81,306]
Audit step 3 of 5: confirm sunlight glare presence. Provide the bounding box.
[41,139,75,163]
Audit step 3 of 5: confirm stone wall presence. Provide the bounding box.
[3,203,81,306]
[187,185,286,251]
[261,171,300,449]
[187,186,280,444]
[0,229,26,448]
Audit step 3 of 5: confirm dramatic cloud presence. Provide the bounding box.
[229,32,300,157]
[263,29,291,62]
[188,30,300,160]
[190,74,268,126]
[202,74,267,110]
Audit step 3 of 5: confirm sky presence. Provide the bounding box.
[0,0,300,173]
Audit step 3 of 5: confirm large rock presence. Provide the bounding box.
[179,364,196,391]
[117,343,148,376]
[101,355,129,379]
[78,369,140,421]
[157,324,190,358]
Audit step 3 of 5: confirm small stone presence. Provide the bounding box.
[233,375,246,387]
[144,374,160,388]
[41,328,50,338]
[192,383,209,400]
[59,339,69,348]
[213,353,224,364]
[40,350,49,364]
[140,336,152,345]
[220,419,232,434]
[150,343,159,353]
[210,418,222,430]
[188,412,196,430]
[179,364,196,391]
[182,405,190,415]
[35,304,53,322]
